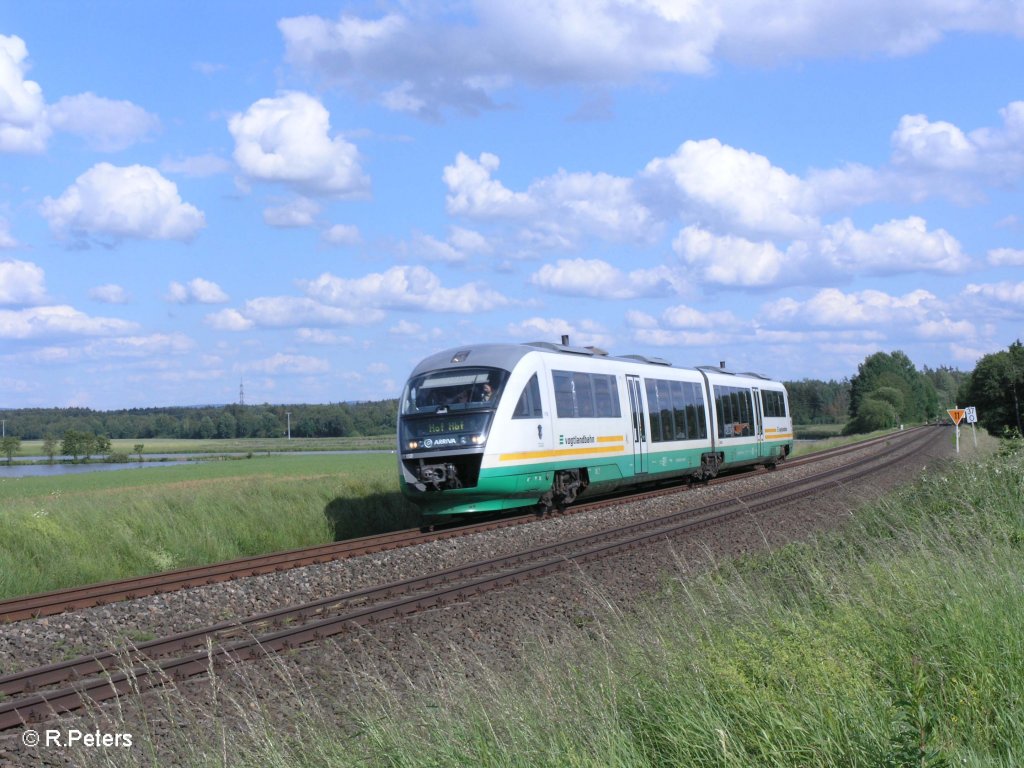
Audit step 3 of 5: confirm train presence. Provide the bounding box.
[397,338,794,519]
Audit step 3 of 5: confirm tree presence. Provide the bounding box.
[846,351,937,433]
[963,340,1024,436]
[1,435,20,465]
[42,435,59,464]
[62,430,86,461]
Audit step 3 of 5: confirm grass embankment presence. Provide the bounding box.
[0,453,418,600]
[82,432,1024,767]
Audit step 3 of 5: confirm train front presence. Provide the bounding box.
[398,363,510,517]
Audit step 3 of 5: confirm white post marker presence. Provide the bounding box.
[965,406,978,448]
[947,408,966,453]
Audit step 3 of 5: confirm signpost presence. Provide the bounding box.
[947,408,965,453]
[947,407,978,452]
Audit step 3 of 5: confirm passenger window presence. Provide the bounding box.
[513,374,543,419]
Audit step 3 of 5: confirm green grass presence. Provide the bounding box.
[70,434,1024,768]
[0,453,419,600]
[10,435,394,458]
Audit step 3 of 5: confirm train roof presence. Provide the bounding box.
[406,341,783,385]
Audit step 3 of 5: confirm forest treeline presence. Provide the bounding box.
[2,345,1015,442]
[0,401,399,441]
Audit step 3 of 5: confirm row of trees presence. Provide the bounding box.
[0,401,399,442]
[3,343,1021,443]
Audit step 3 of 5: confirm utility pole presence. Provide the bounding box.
[286,412,291,440]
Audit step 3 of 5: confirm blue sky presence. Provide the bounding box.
[2,1,1023,410]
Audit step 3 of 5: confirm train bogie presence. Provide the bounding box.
[397,341,793,519]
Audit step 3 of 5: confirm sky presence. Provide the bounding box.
[1,1,1023,411]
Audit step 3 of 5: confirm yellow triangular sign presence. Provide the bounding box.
[947,408,965,425]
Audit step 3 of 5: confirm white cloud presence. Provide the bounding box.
[167,278,229,304]
[48,92,160,152]
[673,226,787,287]
[0,259,46,305]
[0,34,49,153]
[205,308,253,331]
[763,287,939,328]
[891,114,977,171]
[322,223,362,246]
[40,163,206,243]
[643,139,818,238]
[0,305,137,339]
[241,353,330,374]
[89,284,130,304]
[988,247,1024,266]
[963,281,1024,306]
[444,152,536,218]
[281,3,1022,117]
[530,258,677,298]
[212,296,385,330]
[506,316,613,349]
[303,265,511,313]
[229,92,369,197]
[263,197,320,228]
[816,217,967,274]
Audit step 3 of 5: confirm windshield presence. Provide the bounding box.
[401,367,509,415]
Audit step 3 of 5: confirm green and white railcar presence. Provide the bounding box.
[398,340,793,519]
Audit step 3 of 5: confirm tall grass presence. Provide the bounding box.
[0,454,419,599]
[61,436,1024,768]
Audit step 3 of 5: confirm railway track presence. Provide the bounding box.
[0,428,919,624]
[0,426,938,731]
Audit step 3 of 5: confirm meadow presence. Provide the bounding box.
[0,451,418,600]
[77,430,1022,767]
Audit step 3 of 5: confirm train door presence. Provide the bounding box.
[626,374,648,475]
[752,387,765,456]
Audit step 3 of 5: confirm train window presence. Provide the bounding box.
[761,389,787,418]
[643,378,708,442]
[715,385,754,438]
[553,371,621,419]
[645,380,663,442]
[401,368,509,414]
[513,374,544,419]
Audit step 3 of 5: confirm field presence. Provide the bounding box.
[0,451,418,600]
[68,431,1024,767]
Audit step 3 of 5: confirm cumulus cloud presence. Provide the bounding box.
[279,2,1022,117]
[240,353,330,375]
[0,218,15,248]
[0,305,137,339]
[322,223,362,246]
[208,296,385,331]
[48,92,160,152]
[229,92,369,197]
[673,226,787,287]
[89,284,130,304]
[963,281,1024,306]
[506,316,614,349]
[0,259,46,305]
[166,278,229,304]
[0,34,49,152]
[643,139,818,238]
[302,265,510,313]
[444,152,536,218]
[815,217,967,274]
[763,287,939,328]
[531,258,678,298]
[263,197,321,228]
[988,247,1024,266]
[40,163,206,243]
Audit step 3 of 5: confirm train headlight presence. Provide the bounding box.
[407,440,419,450]
[471,434,485,445]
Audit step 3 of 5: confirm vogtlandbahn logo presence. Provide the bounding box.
[559,434,596,447]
